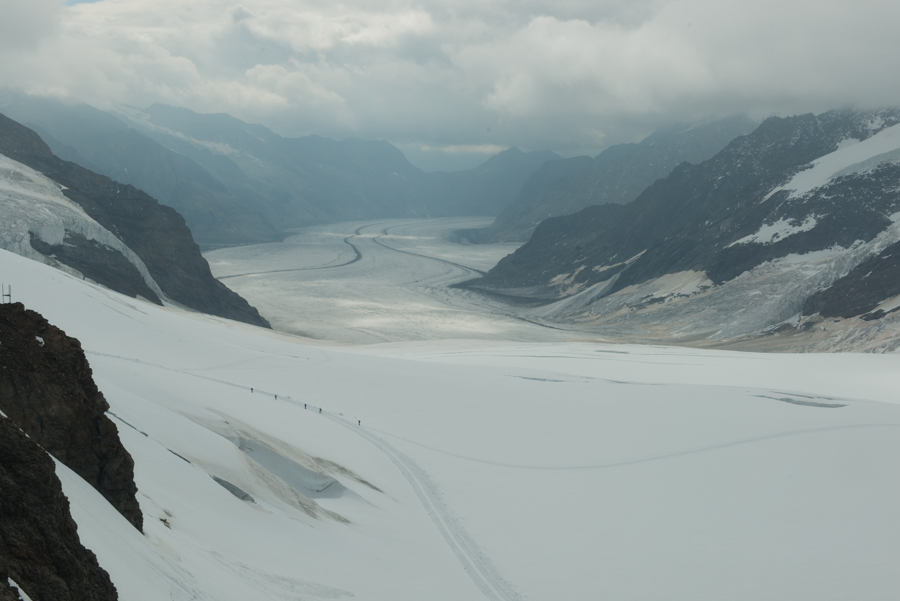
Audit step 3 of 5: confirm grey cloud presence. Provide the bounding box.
[1,0,898,170]
[0,0,63,52]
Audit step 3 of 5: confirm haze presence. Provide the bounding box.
[2,0,898,170]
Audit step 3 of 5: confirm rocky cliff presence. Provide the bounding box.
[0,303,141,531]
[0,416,118,601]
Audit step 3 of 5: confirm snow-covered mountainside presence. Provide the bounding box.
[0,113,270,328]
[3,246,900,600]
[466,109,900,350]
[0,153,165,304]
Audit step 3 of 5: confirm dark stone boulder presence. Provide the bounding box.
[0,303,142,532]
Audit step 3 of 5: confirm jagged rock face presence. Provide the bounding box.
[0,582,18,601]
[472,110,900,305]
[0,417,118,601]
[468,116,756,243]
[0,303,142,532]
[0,113,270,328]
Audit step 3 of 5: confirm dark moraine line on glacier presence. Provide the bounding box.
[371,225,487,276]
[370,224,577,332]
[218,225,366,280]
[370,225,574,332]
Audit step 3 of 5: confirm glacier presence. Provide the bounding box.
[3,245,900,600]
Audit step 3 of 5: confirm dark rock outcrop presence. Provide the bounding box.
[0,113,270,328]
[0,416,118,601]
[0,303,142,532]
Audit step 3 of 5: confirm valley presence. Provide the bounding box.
[1,1,899,598]
[205,217,575,344]
[3,248,900,600]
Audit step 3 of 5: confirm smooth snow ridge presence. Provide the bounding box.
[0,153,165,300]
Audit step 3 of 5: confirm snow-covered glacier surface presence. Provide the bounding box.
[4,248,900,601]
[205,218,566,344]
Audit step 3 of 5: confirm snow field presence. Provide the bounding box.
[205,218,556,344]
[4,247,900,600]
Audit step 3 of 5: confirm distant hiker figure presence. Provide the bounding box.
[251,387,253,393]
[274,395,277,400]
[304,403,307,409]
[358,420,360,426]
[319,408,322,413]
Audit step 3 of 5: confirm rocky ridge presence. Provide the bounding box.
[0,113,270,328]
[0,91,282,248]
[0,416,119,601]
[465,116,756,243]
[0,302,142,531]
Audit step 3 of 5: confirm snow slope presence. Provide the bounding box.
[4,248,900,600]
[0,153,165,299]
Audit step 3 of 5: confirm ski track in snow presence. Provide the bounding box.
[368,423,900,471]
[88,348,524,600]
[323,412,525,601]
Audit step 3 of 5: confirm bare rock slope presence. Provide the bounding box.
[0,417,118,601]
[0,302,141,531]
[0,302,133,600]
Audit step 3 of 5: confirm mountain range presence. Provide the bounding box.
[464,109,900,350]
[463,116,756,243]
[0,92,557,248]
[0,113,269,328]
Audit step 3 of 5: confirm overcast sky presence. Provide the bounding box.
[1,0,898,170]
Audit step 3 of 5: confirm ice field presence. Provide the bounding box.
[4,237,900,600]
[205,218,573,343]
